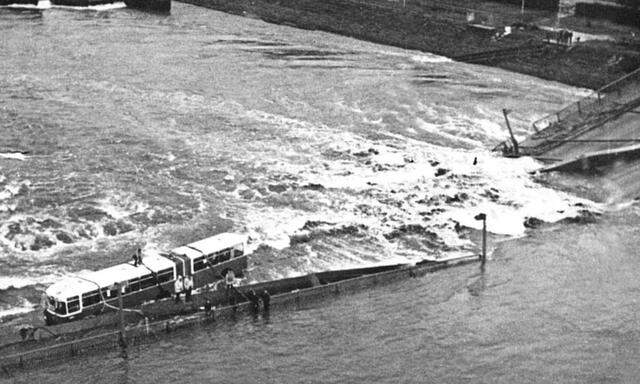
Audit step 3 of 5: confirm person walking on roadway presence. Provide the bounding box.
[225,270,236,305]
[174,275,184,303]
[225,270,235,289]
[183,275,194,302]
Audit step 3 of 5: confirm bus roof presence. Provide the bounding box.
[171,232,246,260]
[45,254,174,299]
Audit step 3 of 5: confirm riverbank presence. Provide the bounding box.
[177,0,640,89]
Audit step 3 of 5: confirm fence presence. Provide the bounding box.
[532,66,640,134]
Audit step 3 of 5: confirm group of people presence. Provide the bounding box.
[244,289,271,313]
[128,246,268,314]
[546,29,576,46]
[173,274,194,302]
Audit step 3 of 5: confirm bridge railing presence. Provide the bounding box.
[532,66,640,133]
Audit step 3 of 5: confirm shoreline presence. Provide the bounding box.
[176,0,640,90]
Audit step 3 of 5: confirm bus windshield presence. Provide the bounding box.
[54,300,67,315]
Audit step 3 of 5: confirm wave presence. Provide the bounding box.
[32,0,126,10]
[0,266,71,290]
[0,152,27,161]
[0,298,35,319]
[410,54,452,64]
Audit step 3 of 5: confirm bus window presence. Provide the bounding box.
[67,296,80,313]
[193,256,206,272]
[139,275,155,290]
[158,268,174,283]
[109,286,120,298]
[233,245,244,257]
[218,249,232,263]
[126,278,140,293]
[205,254,218,266]
[82,290,101,307]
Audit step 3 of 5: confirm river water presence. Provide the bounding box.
[2,2,638,382]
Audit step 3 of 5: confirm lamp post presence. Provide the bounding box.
[474,213,487,263]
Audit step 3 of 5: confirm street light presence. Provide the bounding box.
[474,213,487,263]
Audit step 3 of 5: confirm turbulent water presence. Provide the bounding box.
[0,1,593,313]
[2,2,630,381]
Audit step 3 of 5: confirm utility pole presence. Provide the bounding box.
[521,0,525,15]
[116,282,128,358]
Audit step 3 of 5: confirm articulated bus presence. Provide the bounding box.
[44,233,247,325]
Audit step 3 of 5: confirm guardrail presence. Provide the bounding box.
[532,66,640,132]
[520,94,640,156]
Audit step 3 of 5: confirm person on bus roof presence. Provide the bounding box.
[174,275,184,303]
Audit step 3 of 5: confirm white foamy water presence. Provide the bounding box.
[0,297,35,318]
[23,0,126,10]
[0,152,27,161]
[0,274,57,290]
[227,118,597,262]
[95,193,150,220]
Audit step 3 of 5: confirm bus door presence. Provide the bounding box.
[169,253,188,278]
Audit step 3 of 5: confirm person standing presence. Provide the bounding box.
[132,252,139,267]
[183,275,194,302]
[259,290,271,312]
[174,275,184,303]
[246,289,260,312]
[225,270,235,289]
[225,270,236,305]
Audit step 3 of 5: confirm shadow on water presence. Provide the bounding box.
[411,73,451,86]
[203,38,288,47]
[466,262,486,297]
[259,48,355,60]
